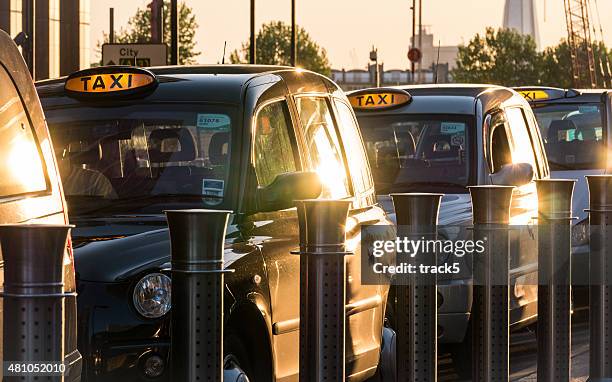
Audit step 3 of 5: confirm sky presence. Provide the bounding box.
[90,0,612,70]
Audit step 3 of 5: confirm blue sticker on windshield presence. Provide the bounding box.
[579,105,598,114]
[202,178,224,205]
[197,114,230,130]
[202,179,224,195]
[440,122,466,134]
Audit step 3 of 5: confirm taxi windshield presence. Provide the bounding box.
[531,103,605,170]
[44,103,234,215]
[356,114,472,194]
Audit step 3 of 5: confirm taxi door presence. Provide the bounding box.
[0,30,80,380]
[292,94,389,379]
[243,85,390,381]
[486,106,541,321]
[245,93,304,381]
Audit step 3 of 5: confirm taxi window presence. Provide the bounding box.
[296,97,351,199]
[0,65,47,198]
[505,107,539,178]
[487,112,513,173]
[357,113,472,194]
[333,100,374,198]
[253,101,297,187]
[531,103,605,170]
[45,104,234,215]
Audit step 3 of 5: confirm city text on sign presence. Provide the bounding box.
[101,43,167,67]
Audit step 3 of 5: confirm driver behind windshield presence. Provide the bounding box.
[57,143,118,199]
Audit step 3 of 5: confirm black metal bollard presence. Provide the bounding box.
[586,175,612,382]
[536,179,575,382]
[0,224,73,382]
[469,185,514,382]
[390,193,442,382]
[295,199,352,382]
[166,209,232,382]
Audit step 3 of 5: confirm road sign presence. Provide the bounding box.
[102,43,167,67]
[407,48,422,63]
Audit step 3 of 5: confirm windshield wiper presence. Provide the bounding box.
[76,194,222,216]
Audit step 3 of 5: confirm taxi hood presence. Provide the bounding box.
[74,227,171,283]
[72,216,239,282]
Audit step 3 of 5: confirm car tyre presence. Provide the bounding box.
[448,318,472,381]
[224,334,254,382]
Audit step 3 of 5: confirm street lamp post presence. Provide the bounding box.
[291,0,296,67]
[411,0,415,83]
[250,0,256,64]
[370,47,379,88]
[291,0,297,66]
[418,0,422,83]
[149,0,164,44]
[109,8,115,44]
[23,0,35,78]
[170,0,178,65]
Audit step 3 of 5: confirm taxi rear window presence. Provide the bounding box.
[43,103,234,215]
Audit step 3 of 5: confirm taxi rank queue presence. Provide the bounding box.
[2,28,612,382]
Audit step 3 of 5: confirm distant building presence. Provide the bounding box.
[333,29,456,91]
[0,0,90,80]
[331,62,450,91]
[411,28,459,71]
[503,0,539,47]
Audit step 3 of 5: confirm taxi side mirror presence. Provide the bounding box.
[490,162,534,187]
[256,172,322,212]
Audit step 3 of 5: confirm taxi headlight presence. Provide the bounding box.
[133,273,171,318]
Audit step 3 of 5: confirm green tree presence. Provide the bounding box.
[539,41,573,88]
[540,40,612,88]
[97,1,200,65]
[451,27,541,86]
[230,21,331,76]
[453,27,612,88]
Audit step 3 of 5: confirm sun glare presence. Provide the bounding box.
[8,138,46,191]
[313,128,348,199]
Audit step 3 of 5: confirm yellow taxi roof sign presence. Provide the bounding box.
[517,89,550,101]
[65,66,157,97]
[514,87,573,102]
[348,88,412,111]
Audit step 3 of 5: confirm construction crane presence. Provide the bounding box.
[564,0,597,88]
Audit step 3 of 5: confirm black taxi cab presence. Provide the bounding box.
[347,85,549,375]
[35,65,394,381]
[0,30,81,380]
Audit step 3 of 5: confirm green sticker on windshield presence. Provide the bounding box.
[197,114,230,130]
[440,122,465,134]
